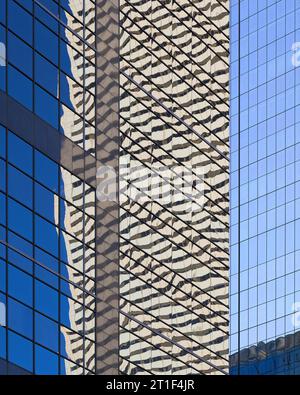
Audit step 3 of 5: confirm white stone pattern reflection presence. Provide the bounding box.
[119,0,230,374]
[60,0,96,375]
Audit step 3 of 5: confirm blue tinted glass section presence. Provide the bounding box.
[0,259,5,292]
[8,132,32,175]
[8,198,33,241]
[35,216,58,257]
[8,65,33,110]
[8,165,33,208]
[34,53,58,97]
[8,265,33,306]
[0,1,6,25]
[0,160,5,192]
[35,280,58,321]
[35,345,58,375]
[8,32,33,77]
[8,231,33,274]
[8,1,32,45]
[0,193,5,227]
[34,151,58,193]
[0,126,6,159]
[35,21,58,65]
[35,313,58,352]
[8,331,33,372]
[8,297,33,339]
[34,85,58,129]
[35,184,55,222]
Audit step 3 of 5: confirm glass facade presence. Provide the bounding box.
[230,0,300,374]
[0,0,96,375]
[119,0,230,374]
[0,0,231,376]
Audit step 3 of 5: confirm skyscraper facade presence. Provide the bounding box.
[119,0,230,374]
[230,0,300,374]
[0,0,230,375]
[0,0,97,374]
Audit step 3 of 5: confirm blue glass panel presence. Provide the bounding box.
[8,264,33,306]
[8,165,33,208]
[35,280,58,321]
[35,53,58,97]
[8,330,33,372]
[7,1,32,44]
[35,312,58,352]
[8,198,33,241]
[35,215,58,257]
[8,297,33,339]
[34,85,58,129]
[35,344,58,375]
[35,21,58,65]
[8,131,33,175]
[7,65,33,110]
[8,32,33,77]
[34,150,58,193]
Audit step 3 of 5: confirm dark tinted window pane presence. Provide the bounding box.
[34,183,55,222]
[8,165,33,208]
[8,198,33,241]
[35,3,59,33]
[35,151,58,193]
[35,247,59,288]
[0,192,5,226]
[7,231,33,274]
[0,160,5,192]
[0,326,6,360]
[8,330,33,372]
[35,280,58,321]
[8,65,33,110]
[0,259,5,292]
[35,53,58,97]
[34,85,58,128]
[0,126,6,159]
[35,313,58,352]
[8,297,33,339]
[35,21,58,65]
[8,132,33,175]
[35,344,58,374]
[0,1,6,25]
[8,1,32,45]
[14,0,33,12]
[8,264,33,306]
[35,215,58,256]
[8,32,33,77]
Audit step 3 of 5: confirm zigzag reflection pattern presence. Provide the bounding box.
[119,0,230,374]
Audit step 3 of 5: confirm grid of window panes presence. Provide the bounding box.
[0,0,96,155]
[230,0,300,374]
[0,124,96,374]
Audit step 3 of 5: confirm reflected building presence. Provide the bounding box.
[119,0,230,374]
[230,330,300,375]
[230,0,300,374]
[0,0,230,375]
